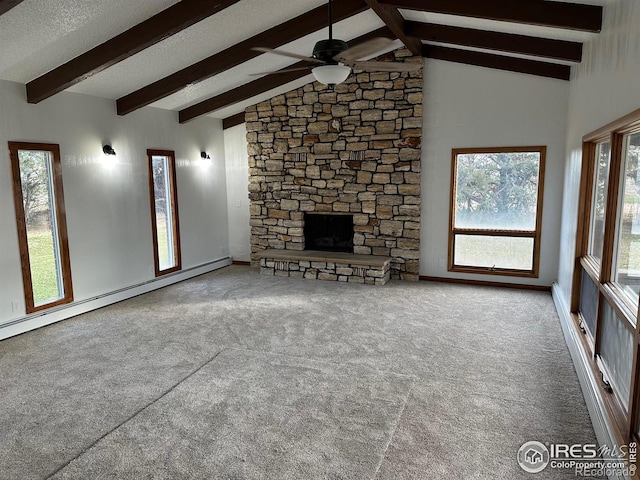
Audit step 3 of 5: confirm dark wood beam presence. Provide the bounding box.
[0,0,24,16]
[117,0,368,116]
[180,63,312,124]
[423,44,571,80]
[363,0,421,56]
[26,0,241,104]
[381,0,602,32]
[223,112,246,129]
[408,22,582,62]
[180,28,395,124]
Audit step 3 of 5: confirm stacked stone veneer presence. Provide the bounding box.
[247,48,422,281]
[258,254,392,286]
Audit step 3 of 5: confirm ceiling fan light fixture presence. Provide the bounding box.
[312,64,351,86]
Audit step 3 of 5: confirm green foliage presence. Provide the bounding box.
[18,150,50,224]
[152,157,168,215]
[456,235,533,270]
[155,217,172,270]
[27,232,60,305]
[455,151,541,230]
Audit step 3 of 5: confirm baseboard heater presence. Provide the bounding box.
[0,256,231,341]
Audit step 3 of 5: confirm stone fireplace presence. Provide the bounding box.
[247,48,422,281]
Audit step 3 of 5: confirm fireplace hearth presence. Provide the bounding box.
[304,213,353,253]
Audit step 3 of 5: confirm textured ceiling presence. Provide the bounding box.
[0,0,179,82]
[66,0,329,100]
[0,0,612,121]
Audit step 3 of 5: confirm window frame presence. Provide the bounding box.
[572,107,640,447]
[448,146,547,278]
[147,149,181,277]
[587,140,611,265]
[610,132,640,310]
[8,142,73,313]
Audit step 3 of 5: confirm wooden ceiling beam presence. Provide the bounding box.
[381,0,602,32]
[363,0,421,56]
[223,112,246,129]
[26,0,241,104]
[408,22,582,62]
[117,0,368,116]
[179,62,314,123]
[179,28,395,124]
[0,0,25,16]
[423,44,571,80]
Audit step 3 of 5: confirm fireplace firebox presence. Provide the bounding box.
[304,213,354,253]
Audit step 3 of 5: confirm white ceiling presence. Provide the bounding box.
[0,0,611,122]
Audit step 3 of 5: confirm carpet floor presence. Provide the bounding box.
[0,265,598,479]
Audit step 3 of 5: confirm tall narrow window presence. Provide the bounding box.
[449,147,546,277]
[9,142,73,313]
[589,141,611,263]
[147,150,181,276]
[613,132,640,307]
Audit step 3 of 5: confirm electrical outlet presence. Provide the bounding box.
[236,200,242,208]
[11,301,19,313]
[238,245,244,254]
[438,258,445,267]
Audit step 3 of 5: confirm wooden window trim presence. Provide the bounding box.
[573,107,640,448]
[602,133,625,285]
[583,107,640,143]
[147,149,181,277]
[600,283,637,334]
[448,146,546,278]
[8,142,73,314]
[571,313,632,444]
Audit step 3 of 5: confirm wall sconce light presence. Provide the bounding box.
[200,151,210,160]
[103,145,116,156]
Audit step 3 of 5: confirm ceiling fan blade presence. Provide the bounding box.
[249,66,314,76]
[352,61,423,73]
[334,37,395,64]
[251,47,325,64]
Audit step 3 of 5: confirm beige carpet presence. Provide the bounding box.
[0,266,598,479]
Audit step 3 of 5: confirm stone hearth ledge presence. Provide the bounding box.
[257,249,392,285]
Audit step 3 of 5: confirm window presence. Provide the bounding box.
[613,133,640,307]
[573,108,640,446]
[9,142,73,313]
[588,141,610,263]
[147,150,181,276]
[449,147,546,277]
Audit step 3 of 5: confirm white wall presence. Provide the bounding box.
[0,79,229,326]
[556,0,640,309]
[420,59,570,286]
[223,123,250,262]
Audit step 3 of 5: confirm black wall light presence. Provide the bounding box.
[200,151,210,160]
[103,145,116,156]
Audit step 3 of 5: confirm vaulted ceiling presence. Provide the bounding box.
[0,0,609,129]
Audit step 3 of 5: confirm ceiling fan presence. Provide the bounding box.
[251,0,422,85]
